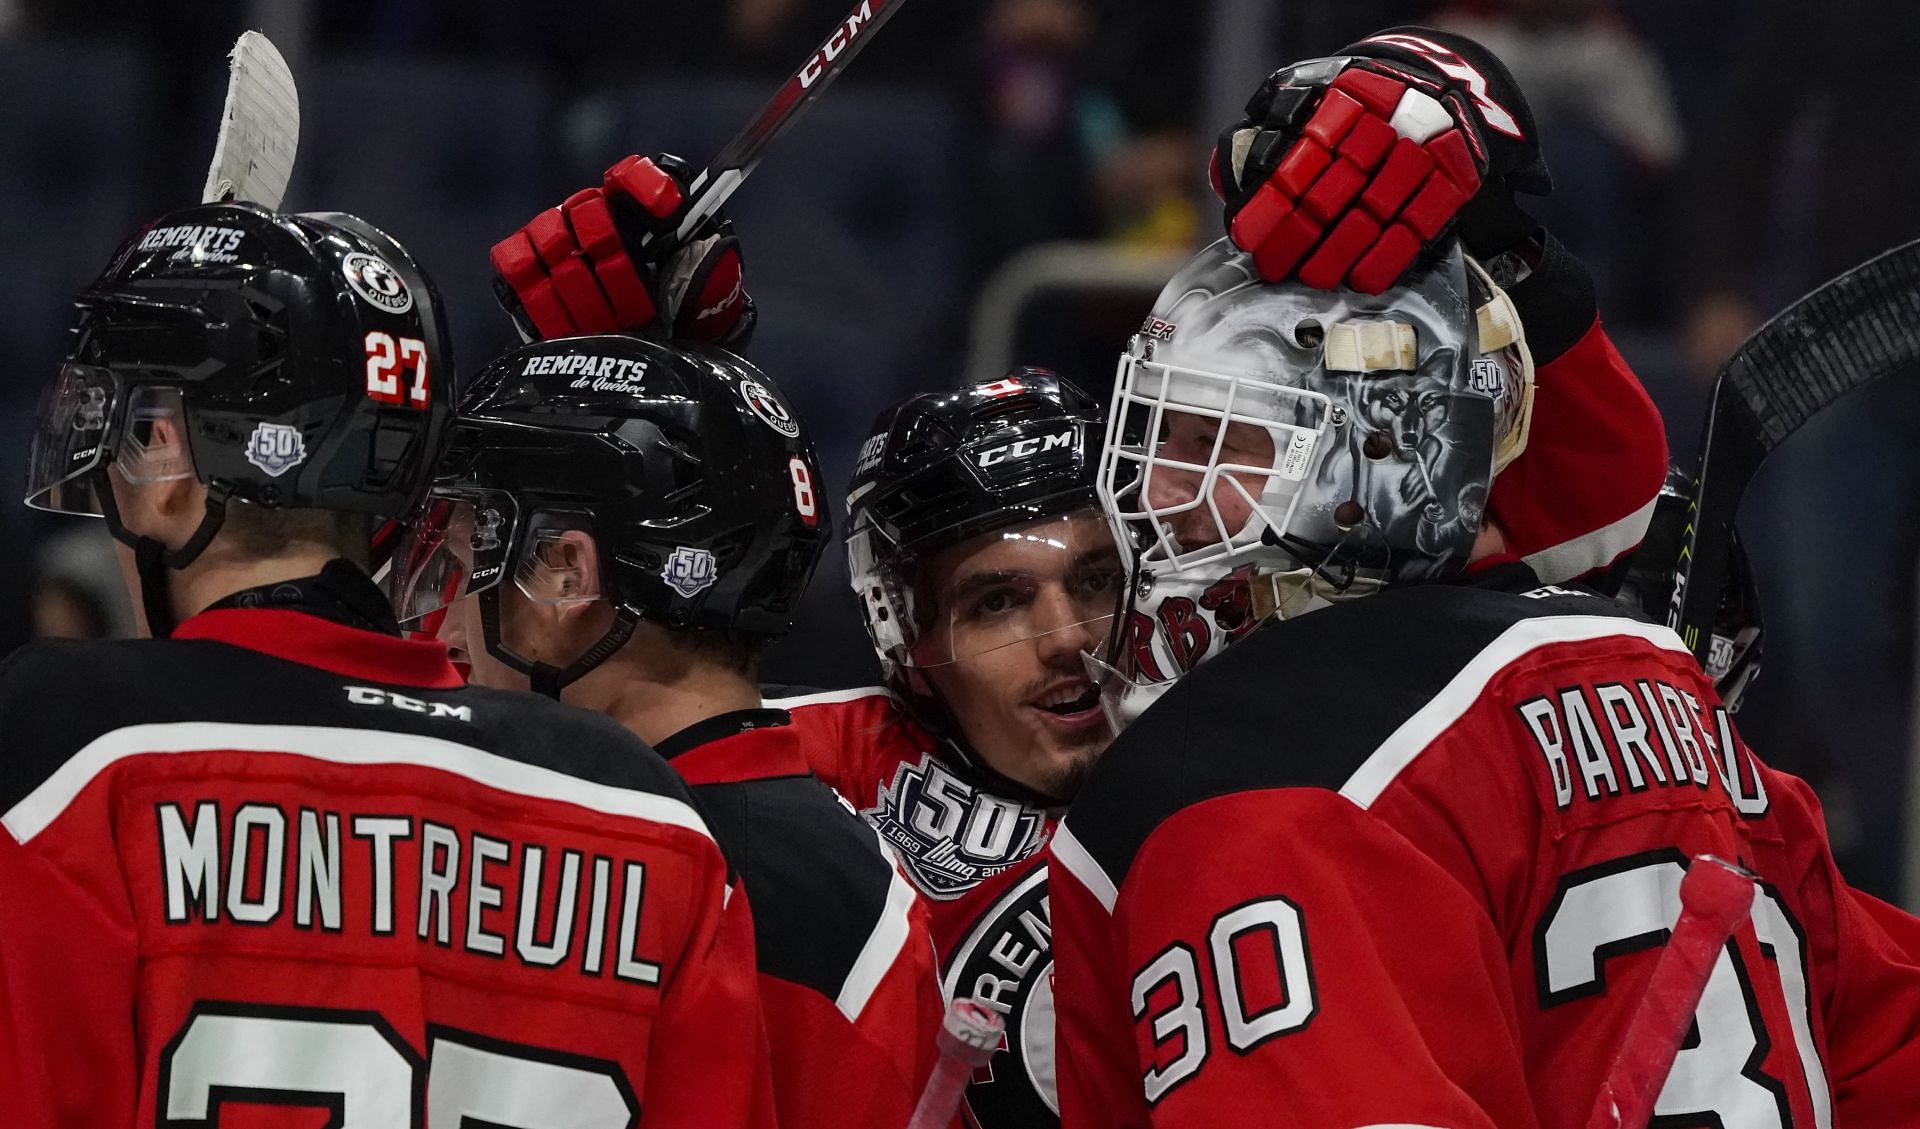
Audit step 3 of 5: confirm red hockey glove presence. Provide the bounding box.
[1213,27,1551,293]
[491,153,755,347]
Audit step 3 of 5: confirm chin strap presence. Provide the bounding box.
[480,588,641,700]
[98,476,233,638]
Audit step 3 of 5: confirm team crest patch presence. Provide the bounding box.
[342,252,413,315]
[943,866,1058,1122]
[245,422,306,477]
[862,754,1049,900]
[662,545,718,598]
[739,378,800,438]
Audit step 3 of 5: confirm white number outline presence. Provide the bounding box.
[364,331,431,408]
[156,1002,641,1129]
[1534,850,1830,1129]
[788,456,817,526]
[1130,896,1318,1107]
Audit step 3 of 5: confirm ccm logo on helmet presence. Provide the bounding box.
[799,0,873,89]
[976,430,1073,469]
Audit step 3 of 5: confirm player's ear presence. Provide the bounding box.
[112,411,203,531]
[540,529,607,624]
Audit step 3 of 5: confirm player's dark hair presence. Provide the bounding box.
[221,505,375,568]
[662,625,762,679]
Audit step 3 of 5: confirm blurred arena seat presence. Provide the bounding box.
[285,55,565,383]
[569,79,965,688]
[0,40,156,648]
[0,40,151,369]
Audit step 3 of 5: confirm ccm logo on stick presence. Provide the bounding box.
[800,1,874,88]
[976,431,1072,468]
[346,686,473,721]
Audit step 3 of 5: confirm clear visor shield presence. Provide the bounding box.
[27,373,196,516]
[1099,351,1334,574]
[387,489,521,623]
[903,511,1124,671]
[26,364,120,515]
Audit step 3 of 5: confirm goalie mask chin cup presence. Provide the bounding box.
[1091,236,1532,705]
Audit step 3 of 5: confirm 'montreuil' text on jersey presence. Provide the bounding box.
[0,604,771,1129]
[1050,565,1920,1129]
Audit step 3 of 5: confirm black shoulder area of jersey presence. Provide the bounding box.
[0,637,693,820]
[1070,568,1638,890]
[690,772,898,1002]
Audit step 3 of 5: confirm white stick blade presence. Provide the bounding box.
[202,30,300,210]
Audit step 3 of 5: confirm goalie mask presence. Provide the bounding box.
[26,201,452,635]
[1093,237,1534,722]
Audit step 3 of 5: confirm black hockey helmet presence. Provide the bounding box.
[388,333,827,696]
[26,201,452,634]
[846,370,1116,735]
[1620,465,1763,710]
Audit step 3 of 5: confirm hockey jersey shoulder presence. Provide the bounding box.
[673,724,912,1011]
[1066,574,1662,895]
[766,684,934,801]
[0,631,695,829]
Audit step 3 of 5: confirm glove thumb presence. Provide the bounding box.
[664,233,754,347]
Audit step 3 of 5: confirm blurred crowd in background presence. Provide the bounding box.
[3,0,1917,903]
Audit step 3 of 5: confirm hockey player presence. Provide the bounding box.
[783,371,1115,1128]
[387,331,945,1129]
[1,202,772,1127]
[486,128,1676,1128]
[1050,30,1920,1128]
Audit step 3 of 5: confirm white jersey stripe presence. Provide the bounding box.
[2,721,712,846]
[1522,494,1659,585]
[1340,615,1694,810]
[836,863,919,1021]
[1049,821,1119,913]
[764,686,899,710]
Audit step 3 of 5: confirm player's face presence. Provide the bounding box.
[1143,411,1277,552]
[912,511,1122,800]
[437,587,529,691]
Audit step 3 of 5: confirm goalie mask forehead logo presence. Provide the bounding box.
[342,252,413,315]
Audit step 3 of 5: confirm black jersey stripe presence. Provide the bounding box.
[1066,571,1645,899]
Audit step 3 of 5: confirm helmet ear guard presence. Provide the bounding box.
[1466,255,1536,474]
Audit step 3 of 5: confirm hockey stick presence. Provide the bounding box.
[645,0,913,249]
[201,31,300,209]
[1667,239,1920,660]
[906,999,1005,1129]
[1586,855,1757,1129]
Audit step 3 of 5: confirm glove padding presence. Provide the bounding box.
[1214,27,1550,293]
[491,153,755,346]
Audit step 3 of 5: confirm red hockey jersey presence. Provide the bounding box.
[1484,232,1670,586]
[0,603,773,1129]
[1050,565,1920,1128]
[658,709,946,1129]
[771,688,1064,1129]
